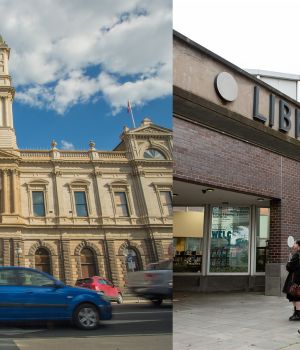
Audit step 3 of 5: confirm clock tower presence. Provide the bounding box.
[0,35,17,149]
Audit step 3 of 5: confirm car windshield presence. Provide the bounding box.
[0,268,55,286]
[17,270,55,286]
[77,278,93,284]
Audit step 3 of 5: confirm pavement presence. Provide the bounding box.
[173,292,300,350]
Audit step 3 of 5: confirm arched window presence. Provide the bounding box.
[35,248,51,274]
[124,248,141,272]
[80,248,96,278]
[143,148,166,160]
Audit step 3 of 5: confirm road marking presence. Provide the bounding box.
[0,328,45,336]
[113,310,172,315]
[103,319,161,325]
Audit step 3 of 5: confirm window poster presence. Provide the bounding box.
[210,207,250,273]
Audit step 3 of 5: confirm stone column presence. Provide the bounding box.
[11,169,19,214]
[0,98,3,126]
[154,239,165,261]
[106,240,120,285]
[4,97,8,127]
[9,99,13,128]
[3,238,10,266]
[60,237,73,285]
[146,228,158,262]
[92,171,102,218]
[2,169,8,214]
[52,170,62,218]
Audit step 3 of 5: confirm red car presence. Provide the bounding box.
[75,276,123,304]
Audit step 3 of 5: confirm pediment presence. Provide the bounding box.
[0,149,19,160]
[130,124,171,135]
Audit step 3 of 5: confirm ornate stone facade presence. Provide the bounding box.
[0,38,172,288]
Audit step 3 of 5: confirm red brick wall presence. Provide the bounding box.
[174,117,300,263]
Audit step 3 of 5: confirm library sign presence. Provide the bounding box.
[214,72,300,140]
[253,85,300,139]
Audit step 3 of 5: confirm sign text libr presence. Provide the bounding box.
[253,86,300,138]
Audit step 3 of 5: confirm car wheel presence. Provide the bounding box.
[117,293,123,304]
[151,299,163,306]
[73,303,99,330]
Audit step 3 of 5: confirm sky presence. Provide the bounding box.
[174,0,300,76]
[0,0,172,150]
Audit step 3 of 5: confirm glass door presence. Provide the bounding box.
[209,206,250,273]
[255,208,270,273]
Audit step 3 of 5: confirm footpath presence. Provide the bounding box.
[173,292,300,350]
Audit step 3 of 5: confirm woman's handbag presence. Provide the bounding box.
[289,272,300,297]
[289,283,300,297]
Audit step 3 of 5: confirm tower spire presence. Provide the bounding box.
[0,36,17,149]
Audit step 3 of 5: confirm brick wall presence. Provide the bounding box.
[174,117,300,263]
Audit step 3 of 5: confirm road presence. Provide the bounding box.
[0,302,172,350]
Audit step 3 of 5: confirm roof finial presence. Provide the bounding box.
[0,35,7,46]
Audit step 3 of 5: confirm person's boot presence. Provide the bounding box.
[289,306,297,320]
[289,309,300,321]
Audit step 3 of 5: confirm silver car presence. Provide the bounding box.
[126,259,172,305]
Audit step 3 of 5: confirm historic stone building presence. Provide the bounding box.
[0,37,172,287]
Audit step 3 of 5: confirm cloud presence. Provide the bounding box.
[61,140,75,150]
[1,0,172,114]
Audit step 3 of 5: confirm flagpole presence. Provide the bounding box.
[128,100,136,128]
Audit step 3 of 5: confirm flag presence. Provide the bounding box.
[127,100,136,128]
[127,100,132,114]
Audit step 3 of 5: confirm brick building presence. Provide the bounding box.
[0,37,172,288]
[173,31,300,296]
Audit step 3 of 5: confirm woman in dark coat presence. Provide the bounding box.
[283,239,300,320]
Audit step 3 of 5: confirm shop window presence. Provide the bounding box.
[143,148,166,160]
[35,248,51,274]
[32,191,45,217]
[256,208,270,273]
[173,207,204,272]
[114,192,129,217]
[160,191,172,216]
[124,248,141,272]
[74,191,88,217]
[209,207,250,273]
[80,248,96,278]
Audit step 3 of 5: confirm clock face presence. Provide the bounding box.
[143,148,165,159]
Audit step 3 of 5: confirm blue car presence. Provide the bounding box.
[0,266,112,330]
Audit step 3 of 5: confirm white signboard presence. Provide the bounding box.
[287,236,295,248]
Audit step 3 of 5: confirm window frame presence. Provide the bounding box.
[114,191,130,217]
[26,181,49,218]
[152,183,172,217]
[32,191,46,217]
[74,190,89,217]
[108,182,134,218]
[159,190,172,216]
[80,247,97,278]
[68,181,91,218]
[35,247,51,275]
[143,148,166,160]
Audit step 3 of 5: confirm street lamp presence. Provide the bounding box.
[15,244,22,266]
